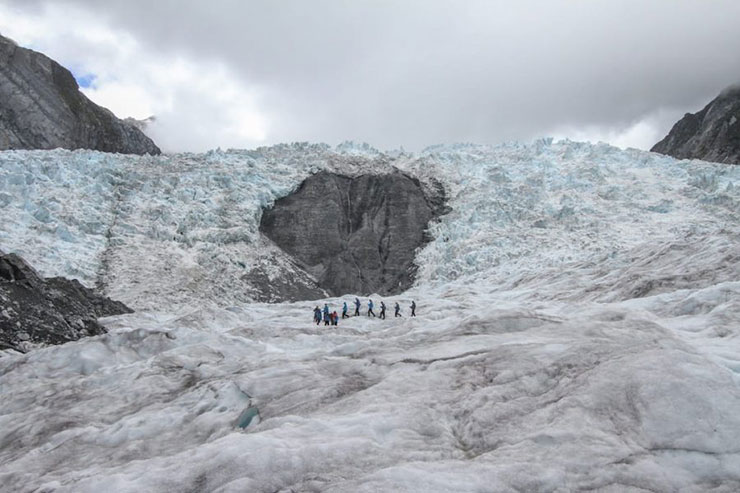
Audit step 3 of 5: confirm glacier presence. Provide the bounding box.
[0,140,739,492]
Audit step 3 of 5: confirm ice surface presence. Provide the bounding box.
[0,139,736,309]
[1,290,740,492]
[1,140,739,491]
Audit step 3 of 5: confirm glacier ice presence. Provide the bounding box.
[0,140,737,309]
[0,140,739,491]
[1,289,739,492]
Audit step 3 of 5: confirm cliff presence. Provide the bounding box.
[0,34,160,155]
[260,170,448,297]
[652,86,740,165]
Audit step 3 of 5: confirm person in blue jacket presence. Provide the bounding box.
[354,297,361,316]
[367,299,376,317]
[323,304,330,326]
[342,301,348,319]
[313,306,322,325]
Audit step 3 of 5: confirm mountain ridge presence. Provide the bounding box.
[0,34,160,155]
[652,85,740,165]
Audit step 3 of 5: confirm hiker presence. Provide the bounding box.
[368,299,376,317]
[354,297,361,316]
[313,306,322,325]
[379,301,386,319]
[332,311,339,326]
[323,310,331,326]
[342,301,348,319]
[410,300,416,317]
[394,302,401,317]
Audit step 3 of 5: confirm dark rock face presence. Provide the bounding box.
[0,250,132,353]
[652,86,740,165]
[0,34,160,155]
[260,171,448,298]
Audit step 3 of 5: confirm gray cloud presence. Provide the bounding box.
[4,0,740,151]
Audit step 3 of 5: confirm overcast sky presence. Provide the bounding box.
[1,0,739,153]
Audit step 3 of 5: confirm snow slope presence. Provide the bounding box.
[1,140,739,492]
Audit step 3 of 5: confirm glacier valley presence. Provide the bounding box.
[0,140,739,492]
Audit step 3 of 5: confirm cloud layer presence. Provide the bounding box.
[2,0,740,152]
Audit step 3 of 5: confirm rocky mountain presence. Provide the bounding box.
[0,34,160,155]
[652,85,740,165]
[0,250,132,353]
[260,170,448,297]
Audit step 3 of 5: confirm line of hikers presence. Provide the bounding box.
[313,298,417,325]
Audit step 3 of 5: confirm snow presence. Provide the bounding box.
[1,140,740,491]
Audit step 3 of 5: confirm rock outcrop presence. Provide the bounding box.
[260,170,448,297]
[652,85,740,165]
[0,250,132,353]
[0,34,160,155]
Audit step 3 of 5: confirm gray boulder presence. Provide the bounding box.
[0,34,160,155]
[260,170,448,298]
[0,250,132,353]
[652,85,740,165]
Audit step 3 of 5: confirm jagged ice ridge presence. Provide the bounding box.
[0,139,736,308]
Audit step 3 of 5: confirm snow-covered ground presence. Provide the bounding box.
[1,140,739,491]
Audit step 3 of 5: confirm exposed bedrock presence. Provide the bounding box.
[0,250,132,353]
[259,170,448,298]
[0,34,160,155]
[652,85,740,165]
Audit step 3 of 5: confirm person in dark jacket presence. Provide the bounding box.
[410,300,416,317]
[354,297,361,316]
[379,301,386,319]
[394,302,401,317]
[368,299,376,317]
[313,306,322,325]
